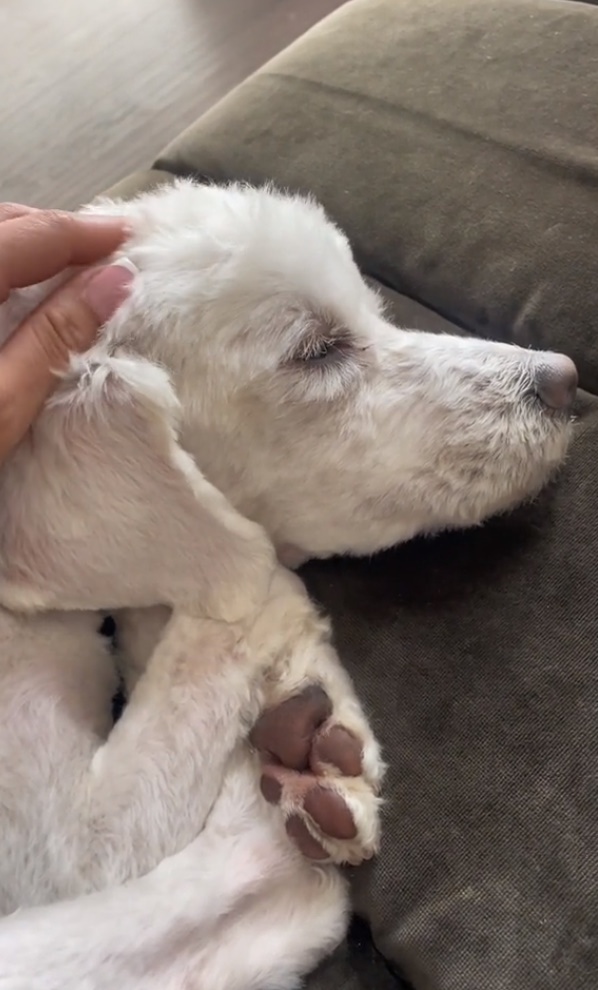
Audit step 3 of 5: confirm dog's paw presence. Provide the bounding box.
[249,685,383,866]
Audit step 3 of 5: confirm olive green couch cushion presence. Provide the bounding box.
[106,0,598,987]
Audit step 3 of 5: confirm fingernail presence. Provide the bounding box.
[84,259,137,324]
[82,213,132,228]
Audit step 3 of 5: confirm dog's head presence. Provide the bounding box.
[92,180,574,565]
[0,180,576,615]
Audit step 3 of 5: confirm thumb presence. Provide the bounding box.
[0,259,136,460]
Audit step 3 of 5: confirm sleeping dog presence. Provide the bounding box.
[0,180,576,989]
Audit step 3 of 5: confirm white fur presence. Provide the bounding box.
[0,180,574,989]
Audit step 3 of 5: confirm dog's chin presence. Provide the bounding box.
[474,450,569,527]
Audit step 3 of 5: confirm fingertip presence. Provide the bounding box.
[77,214,133,238]
[83,261,136,325]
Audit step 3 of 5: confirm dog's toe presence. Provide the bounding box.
[285,815,329,860]
[303,785,358,840]
[310,724,363,777]
[260,764,357,841]
[250,686,332,770]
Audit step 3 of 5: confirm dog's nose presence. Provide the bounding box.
[535,354,578,411]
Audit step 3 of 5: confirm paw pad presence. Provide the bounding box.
[251,685,368,860]
[250,685,332,770]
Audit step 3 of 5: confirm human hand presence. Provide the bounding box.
[0,203,133,463]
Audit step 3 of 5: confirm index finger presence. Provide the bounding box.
[0,210,130,303]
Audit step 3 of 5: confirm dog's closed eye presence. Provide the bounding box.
[295,334,348,366]
[274,309,366,402]
[289,315,352,368]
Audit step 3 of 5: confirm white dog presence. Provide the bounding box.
[0,180,577,990]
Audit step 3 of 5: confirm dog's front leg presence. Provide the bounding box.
[248,570,386,866]
[114,572,386,870]
[71,610,266,892]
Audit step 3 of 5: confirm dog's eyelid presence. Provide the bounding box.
[280,309,353,365]
[291,330,353,366]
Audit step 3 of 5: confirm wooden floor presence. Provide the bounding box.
[0,0,345,209]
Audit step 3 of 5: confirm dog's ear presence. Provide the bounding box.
[0,354,274,622]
